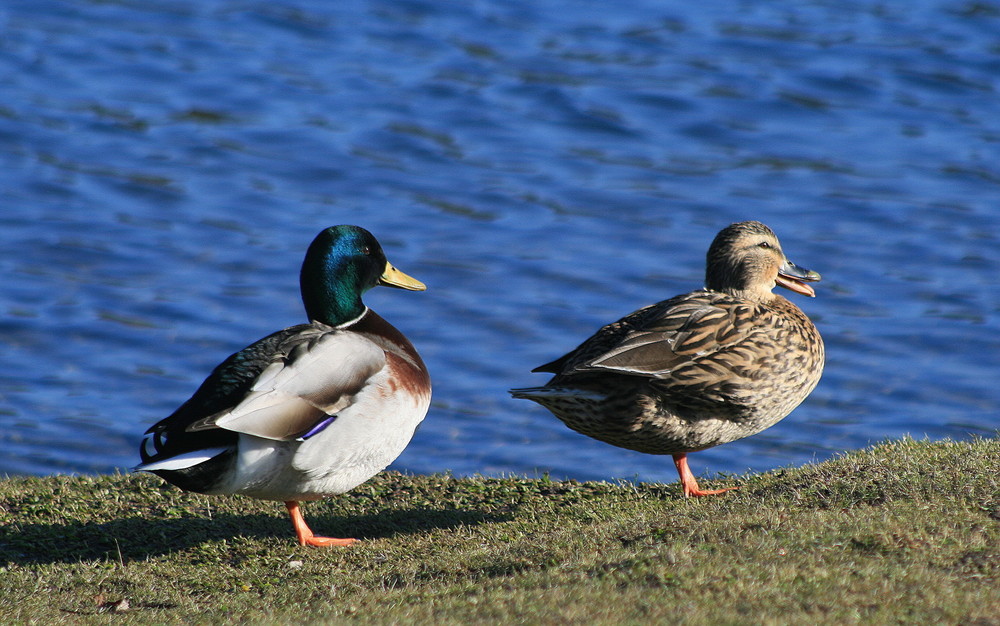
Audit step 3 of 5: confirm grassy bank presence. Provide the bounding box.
[1,437,997,624]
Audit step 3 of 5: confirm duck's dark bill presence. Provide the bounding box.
[380,263,426,291]
[776,259,820,297]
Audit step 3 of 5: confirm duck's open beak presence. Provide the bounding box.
[776,259,820,297]
[380,262,426,291]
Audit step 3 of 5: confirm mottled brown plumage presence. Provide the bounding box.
[511,221,824,496]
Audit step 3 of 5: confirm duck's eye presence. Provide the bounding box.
[758,241,772,249]
[361,246,372,255]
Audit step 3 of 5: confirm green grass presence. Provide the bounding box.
[1,436,997,624]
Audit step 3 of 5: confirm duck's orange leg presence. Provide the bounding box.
[672,454,739,497]
[284,501,357,547]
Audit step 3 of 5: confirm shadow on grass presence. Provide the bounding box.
[0,506,508,565]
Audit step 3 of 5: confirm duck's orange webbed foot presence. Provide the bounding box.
[683,484,739,497]
[673,454,739,498]
[285,501,358,548]
[300,535,358,548]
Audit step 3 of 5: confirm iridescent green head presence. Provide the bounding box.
[300,225,425,325]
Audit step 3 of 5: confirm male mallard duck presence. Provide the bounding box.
[511,221,824,496]
[137,225,431,546]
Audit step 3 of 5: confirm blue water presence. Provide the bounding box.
[1,0,997,485]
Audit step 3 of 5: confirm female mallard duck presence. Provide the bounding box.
[137,225,431,546]
[511,221,823,497]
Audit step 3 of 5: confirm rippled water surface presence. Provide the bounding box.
[1,0,998,484]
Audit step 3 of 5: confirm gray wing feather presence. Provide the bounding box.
[212,332,386,441]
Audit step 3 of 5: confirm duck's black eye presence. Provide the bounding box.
[361,246,372,255]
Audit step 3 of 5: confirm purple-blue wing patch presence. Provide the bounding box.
[297,414,338,440]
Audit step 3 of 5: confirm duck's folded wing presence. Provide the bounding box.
[199,332,386,441]
[568,298,759,379]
